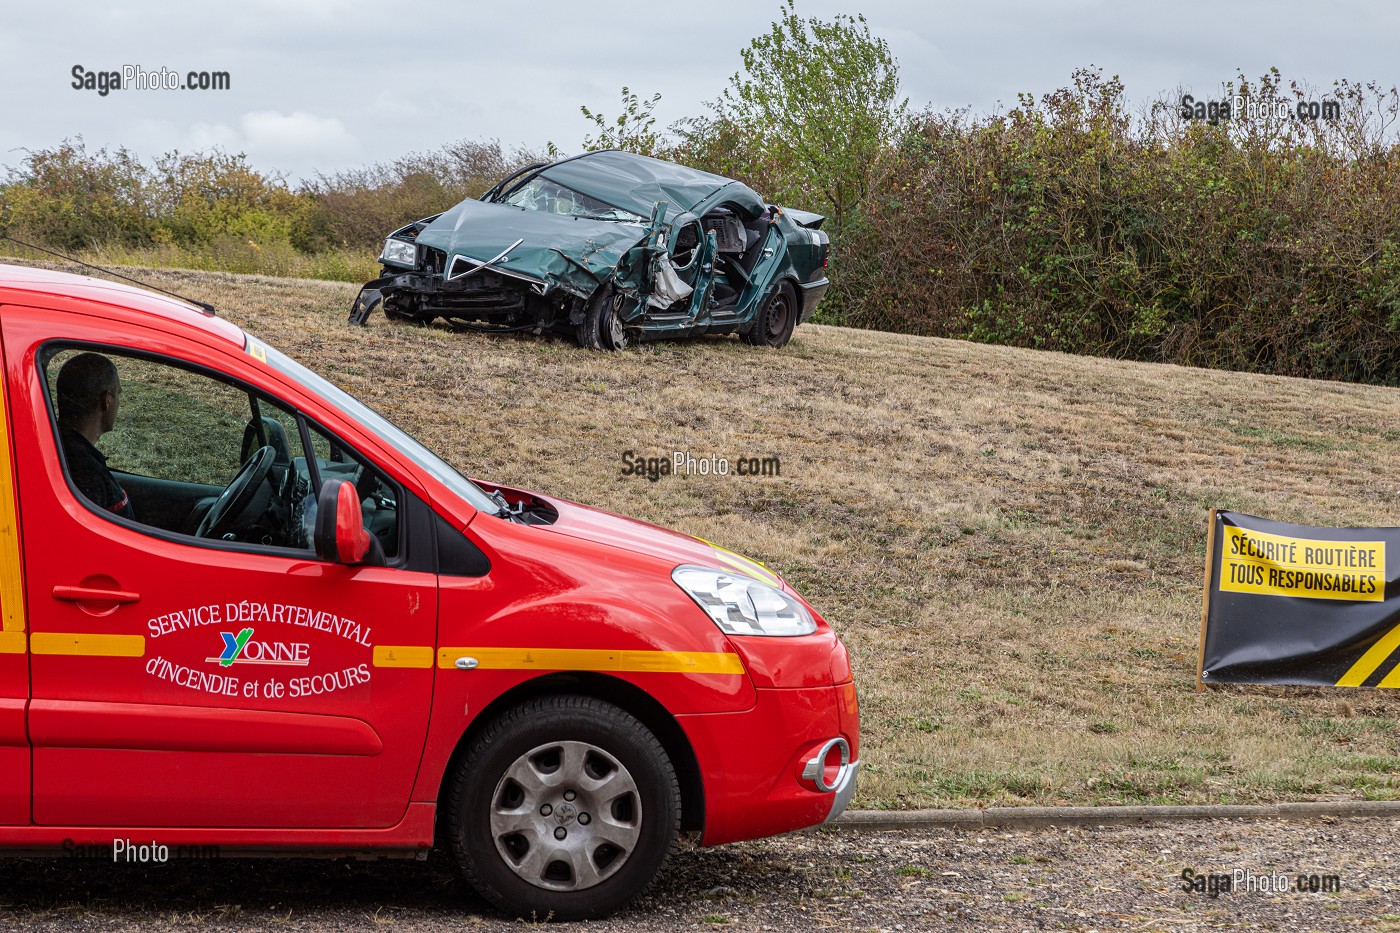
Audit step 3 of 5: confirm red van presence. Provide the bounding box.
[0,264,858,919]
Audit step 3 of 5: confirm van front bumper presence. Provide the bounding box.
[822,758,860,825]
[678,681,860,846]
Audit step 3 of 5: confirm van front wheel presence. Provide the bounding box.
[445,695,680,920]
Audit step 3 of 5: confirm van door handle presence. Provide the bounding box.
[53,586,140,604]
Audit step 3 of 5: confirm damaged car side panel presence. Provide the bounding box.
[349,150,830,349]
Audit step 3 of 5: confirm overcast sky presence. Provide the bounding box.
[3,0,1396,182]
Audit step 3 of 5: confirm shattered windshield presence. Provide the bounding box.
[501,176,643,223]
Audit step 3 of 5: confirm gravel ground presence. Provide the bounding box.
[0,818,1394,931]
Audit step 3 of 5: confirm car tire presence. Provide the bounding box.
[445,695,680,921]
[577,286,630,351]
[743,281,798,348]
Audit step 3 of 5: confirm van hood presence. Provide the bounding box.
[537,494,786,590]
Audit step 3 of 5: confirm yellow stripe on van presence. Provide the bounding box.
[0,631,24,654]
[30,633,146,658]
[437,647,746,675]
[0,371,24,634]
[373,645,435,668]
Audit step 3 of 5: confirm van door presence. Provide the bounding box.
[3,307,438,830]
[0,332,30,825]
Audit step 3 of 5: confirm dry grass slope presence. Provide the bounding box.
[31,262,1400,810]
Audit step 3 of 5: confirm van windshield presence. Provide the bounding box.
[255,339,500,516]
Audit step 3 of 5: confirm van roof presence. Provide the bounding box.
[0,263,246,346]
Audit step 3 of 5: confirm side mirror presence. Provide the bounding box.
[313,479,382,565]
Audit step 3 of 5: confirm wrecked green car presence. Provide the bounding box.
[347,150,830,349]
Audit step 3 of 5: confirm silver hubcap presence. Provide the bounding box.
[606,307,626,348]
[489,740,642,891]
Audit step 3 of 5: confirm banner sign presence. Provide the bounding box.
[1199,510,1400,688]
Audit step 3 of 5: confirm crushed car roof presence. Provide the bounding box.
[540,150,760,221]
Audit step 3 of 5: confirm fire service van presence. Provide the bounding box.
[0,264,858,920]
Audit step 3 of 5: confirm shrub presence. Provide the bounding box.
[831,68,1400,383]
[0,138,156,249]
[298,140,545,249]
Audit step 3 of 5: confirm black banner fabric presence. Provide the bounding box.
[1200,510,1400,687]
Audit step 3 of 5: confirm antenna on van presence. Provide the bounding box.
[0,234,218,316]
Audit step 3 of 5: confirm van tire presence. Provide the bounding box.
[445,695,680,920]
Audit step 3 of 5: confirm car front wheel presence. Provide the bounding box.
[445,695,680,920]
[577,286,630,351]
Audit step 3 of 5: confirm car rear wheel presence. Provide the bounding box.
[577,286,630,351]
[743,281,797,348]
[445,695,680,920]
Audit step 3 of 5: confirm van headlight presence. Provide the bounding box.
[380,238,417,267]
[672,565,816,637]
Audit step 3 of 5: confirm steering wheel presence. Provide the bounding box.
[196,445,277,539]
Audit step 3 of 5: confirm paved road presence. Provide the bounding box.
[0,818,1394,930]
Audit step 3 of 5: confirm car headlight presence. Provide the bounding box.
[672,565,817,637]
[380,237,417,267]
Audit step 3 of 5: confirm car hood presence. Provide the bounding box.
[414,198,648,298]
[538,494,787,590]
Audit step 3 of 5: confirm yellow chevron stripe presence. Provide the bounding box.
[1336,623,1400,686]
[0,631,24,654]
[373,645,435,669]
[30,633,146,658]
[437,646,745,675]
[1376,663,1400,689]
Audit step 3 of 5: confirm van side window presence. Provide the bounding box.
[303,420,401,559]
[41,347,400,559]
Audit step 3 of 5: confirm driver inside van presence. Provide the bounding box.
[56,352,135,520]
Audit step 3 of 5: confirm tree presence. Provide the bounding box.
[578,87,665,157]
[710,0,906,234]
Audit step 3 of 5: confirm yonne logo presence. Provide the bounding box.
[207,628,311,667]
